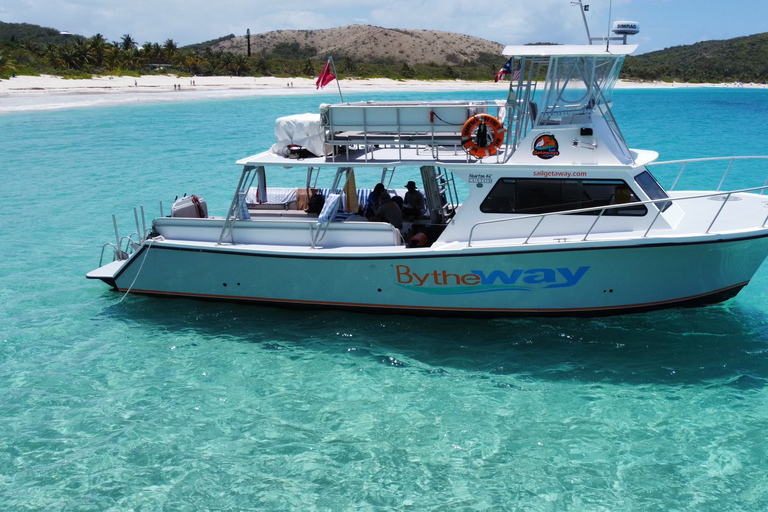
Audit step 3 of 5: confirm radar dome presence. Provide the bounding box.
[612,21,640,36]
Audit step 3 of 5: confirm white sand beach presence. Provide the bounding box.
[0,73,763,113]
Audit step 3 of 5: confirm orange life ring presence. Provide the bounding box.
[461,114,505,158]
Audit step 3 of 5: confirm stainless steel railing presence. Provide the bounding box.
[467,185,768,248]
[650,156,768,192]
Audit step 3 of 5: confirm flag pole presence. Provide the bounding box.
[329,56,344,103]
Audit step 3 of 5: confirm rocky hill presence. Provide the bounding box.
[210,25,505,66]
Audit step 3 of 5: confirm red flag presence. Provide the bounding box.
[316,60,336,89]
[495,58,512,83]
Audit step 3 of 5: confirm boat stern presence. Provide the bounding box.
[86,260,127,288]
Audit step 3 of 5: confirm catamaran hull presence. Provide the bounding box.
[89,234,768,316]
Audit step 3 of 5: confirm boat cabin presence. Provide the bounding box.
[150,45,685,252]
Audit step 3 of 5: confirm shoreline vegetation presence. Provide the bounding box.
[4,23,768,93]
[0,73,764,114]
[2,23,767,114]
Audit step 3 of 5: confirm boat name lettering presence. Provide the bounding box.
[396,265,590,291]
[533,170,587,178]
[469,174,494,183]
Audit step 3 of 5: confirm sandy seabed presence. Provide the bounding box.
[0,73,763,113]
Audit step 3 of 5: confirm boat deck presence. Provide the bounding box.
[237,145,511,167]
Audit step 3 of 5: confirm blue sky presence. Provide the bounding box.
[3,0,767,54]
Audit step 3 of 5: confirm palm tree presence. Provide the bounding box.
[89,34,109,68]
[253,56,270,75]
[120,34,136,51]
[231,54,250,76]
[42,43,62,68]
[342,56,356,73]
[59,44,81,70]
[302,58,314,76]
[150,42,162,63]
[163,39,178,63]
[123,47,145,71]
[219,52,234,74]
[177,50,201,74]
[104,45,123,71]
[72,37,96,70]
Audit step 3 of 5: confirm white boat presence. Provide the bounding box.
[87,21,768,316]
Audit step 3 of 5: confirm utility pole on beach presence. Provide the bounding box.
[247,29,251,57]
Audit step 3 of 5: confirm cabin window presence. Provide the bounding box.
[635,170,672,212]
[480,178,647,216]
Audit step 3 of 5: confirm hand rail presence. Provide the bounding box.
[467,184,768,247]
[649,156,768,191]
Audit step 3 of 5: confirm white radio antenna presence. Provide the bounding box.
[606,0,613,51]
[571,0,592,44]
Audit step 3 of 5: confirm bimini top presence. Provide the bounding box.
[502,44,638,57]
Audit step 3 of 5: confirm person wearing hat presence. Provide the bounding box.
[371,190,403,228]
[403,181,425,221]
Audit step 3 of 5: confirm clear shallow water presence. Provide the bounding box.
[3,88,768,511]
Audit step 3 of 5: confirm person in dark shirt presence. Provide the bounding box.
[403,181,425,220]
[364,183,386,218]
[371,191,403,228]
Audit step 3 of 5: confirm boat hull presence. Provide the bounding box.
[91,234,768,316]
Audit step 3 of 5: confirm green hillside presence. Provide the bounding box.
[624,33,768,83]
[0,21,77,45]
[2,20,768,84]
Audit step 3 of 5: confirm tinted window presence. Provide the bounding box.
[480,178,647,216]
[634,170,671,211]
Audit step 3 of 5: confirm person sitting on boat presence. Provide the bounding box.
[403,181,425,221]
[371,191,403,229]
[365,183,386,218]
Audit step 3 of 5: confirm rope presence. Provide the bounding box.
[118,239,155,304]
[430,111,465,126]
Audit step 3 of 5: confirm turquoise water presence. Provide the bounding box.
[3,88,768,510]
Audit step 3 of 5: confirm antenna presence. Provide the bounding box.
[573,0,640,47]
[606,0,612,51]
[571,0,592,44]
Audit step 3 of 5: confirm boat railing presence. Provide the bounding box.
[99,233,140,266]
[649,156,768,192]
[322,101,510,162]
[467,185,768,247]
[99,243,123,266]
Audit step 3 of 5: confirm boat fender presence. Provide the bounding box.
[461,114,505,158]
